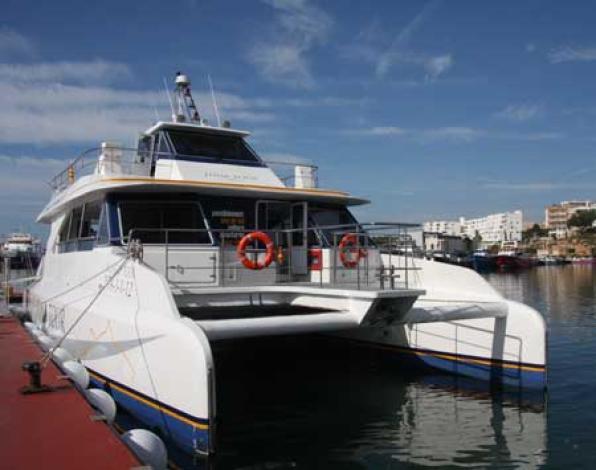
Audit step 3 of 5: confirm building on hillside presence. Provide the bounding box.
[545,200,595,238]
[459,210,523,246]
[422,220,462,236]
[423,210,523,248]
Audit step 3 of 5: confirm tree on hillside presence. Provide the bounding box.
[568,209,596,228]
[523,223,548,241]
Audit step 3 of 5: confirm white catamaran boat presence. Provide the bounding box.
[25,73,547,456]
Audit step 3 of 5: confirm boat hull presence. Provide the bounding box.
[472,255,496,271]
[88,369,210,455]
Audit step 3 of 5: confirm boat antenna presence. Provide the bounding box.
[207,74,221,127]
[162,77,175,121]
[173,71,201,123]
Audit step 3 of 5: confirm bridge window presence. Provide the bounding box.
[167,130,261,165]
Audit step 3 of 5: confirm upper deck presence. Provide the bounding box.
[40,120,367,223]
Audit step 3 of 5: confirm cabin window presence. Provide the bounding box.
[67,206,83,240]
[119,201,211,244]
[57,200,105,252]
[96,205,110,246]
[167,130,261,165]
[137,135,152,162]
[79,201,102,250]
[56,213,72,250]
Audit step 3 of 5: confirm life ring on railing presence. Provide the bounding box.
[237,231,275,270]
[338,233,367,268]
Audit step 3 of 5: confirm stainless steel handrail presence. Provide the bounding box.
[125,223,420,290]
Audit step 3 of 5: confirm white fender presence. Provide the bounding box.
[52,347,74,365]
[85,388,117,422]
[62,360,90,388]
[122,429,167,470]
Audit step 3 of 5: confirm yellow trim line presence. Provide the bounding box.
[89,371,209,429]
[362,342,545,372]
[104,176,352,198]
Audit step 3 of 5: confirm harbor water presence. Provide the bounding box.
[193,264,594,469]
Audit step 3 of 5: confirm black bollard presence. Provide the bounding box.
[20,361,52,394]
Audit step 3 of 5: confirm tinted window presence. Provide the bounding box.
[120,201,210,244]
[58,213,71,244]
[67,207,83,240]
[167,131,260,164]
[81,201,101,239]
[97,207,110,245]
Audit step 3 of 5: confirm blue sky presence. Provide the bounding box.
[1,0,596,237]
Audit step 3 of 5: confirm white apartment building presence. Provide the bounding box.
[460,210,523,244]
[422,220,462,236]
[424,210,523,246]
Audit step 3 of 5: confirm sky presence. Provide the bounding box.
[1,0,596,237]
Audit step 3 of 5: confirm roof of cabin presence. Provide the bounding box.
[143,121,250,138]
[37,175,369,223]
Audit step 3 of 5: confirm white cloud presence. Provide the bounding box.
[0,60,132,84]
[263,0,332,47]
[248,44,313,89]
[424,54,453,80]
[374,0,451,80]
[548,46,596,63]
[526,43,536,53]
[0,155,65,232]
[362,126,409,136]
[0,57,367,145]
[494,104,544,122]
[262,152,312,164]
[351,126,562,143]
[420,126,481,142]
[0,62,285,144]
[0,28,36,58]
[248,0,333,88]
[480,180,596,191]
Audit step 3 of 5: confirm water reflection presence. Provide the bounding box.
[484,265,596,327]
[178,336,547,469]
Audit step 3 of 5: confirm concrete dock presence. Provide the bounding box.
[0,312,141,469]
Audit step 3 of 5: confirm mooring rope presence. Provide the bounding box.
[41,256,130,368]
[36,257,126,306]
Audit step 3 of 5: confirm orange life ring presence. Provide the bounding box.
[338,233,366,268]
[237,231,275,270]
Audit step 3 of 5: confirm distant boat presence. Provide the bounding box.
[571,257,596,265]
[1,233,41,269]
[538,255,567,266]
[495,243,535,270]
[472,249,496,271]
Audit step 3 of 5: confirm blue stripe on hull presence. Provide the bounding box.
[89,375,209,455]
[335,337,547,391]
[414,351,546,390]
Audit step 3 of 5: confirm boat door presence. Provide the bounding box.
[255,201,308,276]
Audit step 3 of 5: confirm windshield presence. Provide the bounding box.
[167,130,262,165]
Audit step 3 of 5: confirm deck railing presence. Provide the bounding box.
[49,146,320,192]
[126,223,420,291]
[49,147,153,191]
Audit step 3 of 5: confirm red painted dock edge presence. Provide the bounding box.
[0,316,141,469]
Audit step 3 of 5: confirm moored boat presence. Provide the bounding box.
[472,249,496,271]
[23,72,548,456]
